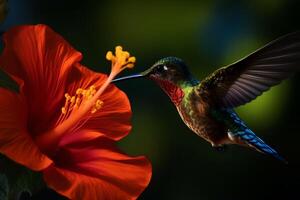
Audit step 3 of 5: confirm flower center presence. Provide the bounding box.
[55,85,103,128]
[35,46,136,155]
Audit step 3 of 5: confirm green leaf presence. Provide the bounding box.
[0,174,9,200]
[0,69,19,93]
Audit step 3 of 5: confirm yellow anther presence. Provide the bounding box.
[89,90,95,96]
[58,85,105,129]
[89,85,95,90]
[76,88,83,95]
[85,90,91,98]
[61,107,67,114]
[88,87,96,96]
[65,93,71,100]
[95,100,103,109]
[91,100,103,113]
[91,108,97,114]
[70,96,76,103]
[74,98,80,109]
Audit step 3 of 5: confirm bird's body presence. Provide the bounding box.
[113,31,300,162]
[152,66,283,161]
[177,84,229,146]
[151,77,226,145]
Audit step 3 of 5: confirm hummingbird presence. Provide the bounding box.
[112,32,300,163]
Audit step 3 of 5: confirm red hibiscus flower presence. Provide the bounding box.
[0,24,151,200]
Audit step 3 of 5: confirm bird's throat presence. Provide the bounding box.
[151,78,185,106]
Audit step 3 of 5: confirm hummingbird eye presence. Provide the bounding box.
[155,65,168,73]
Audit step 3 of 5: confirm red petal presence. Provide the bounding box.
[0,24,82,135]
[65,63,132,141]
[0,88,52,170]
[43,133,152,200]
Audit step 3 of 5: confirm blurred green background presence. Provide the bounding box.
[1,0,300,199]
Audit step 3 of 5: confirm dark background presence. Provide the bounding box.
[1,0,300,199]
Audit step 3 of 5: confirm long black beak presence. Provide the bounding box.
[111,73,146,83]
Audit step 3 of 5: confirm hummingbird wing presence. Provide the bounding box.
[197,31,300,108]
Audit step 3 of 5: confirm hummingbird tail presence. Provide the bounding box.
[229,128,287,163]
[225,111,287,163]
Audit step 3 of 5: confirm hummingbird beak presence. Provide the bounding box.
[111,73,146,83]
[111,67,152,83]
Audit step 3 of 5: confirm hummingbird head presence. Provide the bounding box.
[112,57,195,105]
[112,57,192,86]
[146,57,192,85]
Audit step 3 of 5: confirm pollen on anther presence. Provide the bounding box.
[70,96,76,103]
[65,93,71,100]
[61,107,67,114]
[95,100,103,109]
[76,88,83,95]
[91,99,103,114]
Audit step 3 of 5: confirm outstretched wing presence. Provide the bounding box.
[197,31,300,108]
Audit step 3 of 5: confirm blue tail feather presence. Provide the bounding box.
[226,110,287,163]
[233,128,287,163]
